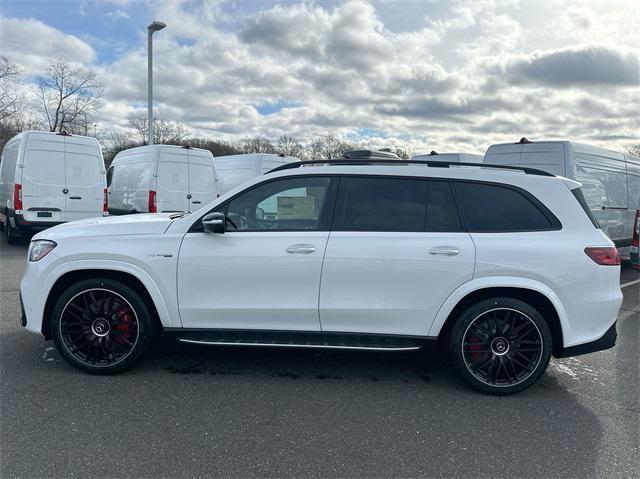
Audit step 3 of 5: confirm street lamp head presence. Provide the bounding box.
[147,21,166,33]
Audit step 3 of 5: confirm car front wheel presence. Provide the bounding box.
[449,297,552,395]
[51,278,156,374]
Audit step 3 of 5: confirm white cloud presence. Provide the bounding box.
[2,0,639,153]
[0,17,96,72]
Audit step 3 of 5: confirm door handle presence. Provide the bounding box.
[429,246,460,256]
[69,196,82,200]
[286,244,316,254]
[192,200,201,204]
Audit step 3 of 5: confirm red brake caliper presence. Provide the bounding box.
[114,306,133,345]
[467,336,482,360]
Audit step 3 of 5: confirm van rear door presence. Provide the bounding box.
[187,150,217,212]
[65,136,104,222]
[156,148,190,212]
[21,134,66,223]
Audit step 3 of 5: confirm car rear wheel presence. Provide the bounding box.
[449,297,552,395]
[51,278,157,374]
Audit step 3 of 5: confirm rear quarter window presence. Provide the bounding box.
[454,181,560,232]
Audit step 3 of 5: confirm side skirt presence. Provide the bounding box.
[163,328,436,352]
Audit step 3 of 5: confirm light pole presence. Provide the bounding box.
[147,20,166,145]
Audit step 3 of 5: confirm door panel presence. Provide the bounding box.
[178,231,328,330]
[319,176,475,336]
[319,232,475,335]
[65,139,103,221]
[187,161,216,212]
[21,137,66,223]
[157,159,189,212]
[177,175,336,330]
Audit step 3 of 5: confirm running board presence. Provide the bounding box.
[169,329,430,352]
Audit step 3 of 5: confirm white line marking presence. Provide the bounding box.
[620,278,640,289]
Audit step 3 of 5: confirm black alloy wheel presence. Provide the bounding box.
[52,278,156,374]
[450,297,552,395]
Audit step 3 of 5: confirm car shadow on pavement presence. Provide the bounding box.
[2,328,608,477]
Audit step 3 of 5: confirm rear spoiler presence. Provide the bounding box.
[561,178,582,190]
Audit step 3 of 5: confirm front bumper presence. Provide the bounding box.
[555,321,617,358]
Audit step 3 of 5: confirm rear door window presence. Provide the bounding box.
[427,180,463,232]
[454,181,558,232]
[188,163,216,195]
[334,177,427,232]
[66,153,101,187]
[158,161,189,192]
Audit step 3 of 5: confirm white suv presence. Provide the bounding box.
[19,160,623,395]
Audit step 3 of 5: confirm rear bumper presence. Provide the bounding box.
[15,213,63,231]
[555,321,617,358]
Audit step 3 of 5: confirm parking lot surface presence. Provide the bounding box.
[1,236,638,478]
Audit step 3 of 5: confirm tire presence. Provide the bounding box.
[51,278,157,374]
[449,297,552,395]
[5,219,18,245]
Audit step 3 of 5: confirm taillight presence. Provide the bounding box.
[148,190,157,213]
[13,183,22,210]
[103,188,109,216]
[584,247,621,266]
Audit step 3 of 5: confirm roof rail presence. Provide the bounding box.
[267,159,556,177]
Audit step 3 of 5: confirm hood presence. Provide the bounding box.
[33,213,178,241]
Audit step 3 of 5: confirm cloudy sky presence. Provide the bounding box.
[1,0,638,155]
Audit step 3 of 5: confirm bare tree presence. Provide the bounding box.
[240,136,276,154]
[0,56,23,122]
[379,146,410,159]
[35,58,102,133]
[627,144,640,158]
[181,137,241,156]
[127,112,187,145]
[307,134,355,160]
[102,130,142,167]
[276,135,303,157]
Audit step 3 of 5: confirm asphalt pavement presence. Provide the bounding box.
[1,236,638,478]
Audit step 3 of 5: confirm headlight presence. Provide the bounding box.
[29,240,57,262]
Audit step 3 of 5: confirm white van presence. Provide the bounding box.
[412,151,483,162]
[108,145,218,214]
[0,131,107,244]
[214,153,299,196]
[483,138,640,257]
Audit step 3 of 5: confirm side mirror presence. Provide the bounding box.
[202,212,225,234]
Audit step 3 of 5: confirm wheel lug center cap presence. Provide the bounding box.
[491,337,510,355]
[91,318,110,337]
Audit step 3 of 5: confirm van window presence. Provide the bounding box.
[189,164,215,194]
[427,180,463,232]
[222,176,332,231]
[335,177,427,232]
[454,181,557,232]
[66,154,101,187]
[24,150,65,187]
[158,161,188,192]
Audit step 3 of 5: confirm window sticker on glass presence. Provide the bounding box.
[278,196,315,219]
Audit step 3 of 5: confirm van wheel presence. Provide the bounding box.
[5,221,18,245]
[51,278,157,374]
[449,297,552,395]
